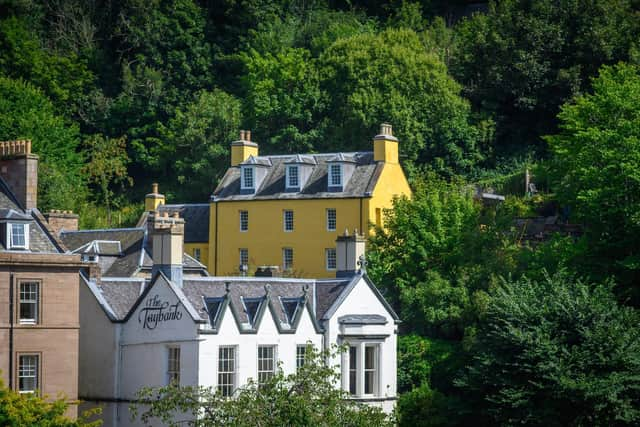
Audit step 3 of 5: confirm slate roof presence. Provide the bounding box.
[97,279,146,320]
[213,152,384,201]
[339,314,388,325]
[0,176,63,253]
[60,227,208,277]
[156,204,209,243]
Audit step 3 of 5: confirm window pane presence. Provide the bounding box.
[218,347,236,397]
[288,166,299,187]
[243,167,254,188]
[19,282,38,323]
[326,248,336,270]
[330,164,342,186]
[240,211,249,231]
[283,248,293,270]
[11,224,26,247]
[364,345,377,395]
[239,249,249,267]
[326,209,336,231]
[18,355,38,393]
[168,347,180,385]
[349,346,357,395]
[296,345,307,369]
[258,346,275,386]
[284,210,294,231]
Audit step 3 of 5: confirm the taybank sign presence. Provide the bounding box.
[138,294,183,330]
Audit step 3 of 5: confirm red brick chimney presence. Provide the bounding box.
[0,140,38,210]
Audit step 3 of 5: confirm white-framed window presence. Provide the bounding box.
[19,281,39,324]
[18,354,39,394]
[257,345,276,386]
[7,223,28,250]
[286,165,299,189]
[364,345,379,395]
[167,346,180,385]
[282,248,293,270]
[239,210,249,232]
[241,166,255,190]
[348,346,357,395]
[326,208,336,231]
[296,344,313,370]
[346,343,380,396]
[329,164,342,187]
[325,248,337,270]
[283,210,294,232]
[239,248,249,268]
[193,248,201,261]
[218,346,236,397]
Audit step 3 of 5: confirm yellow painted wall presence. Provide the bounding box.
[185,243,209,268]
[208,198,364,278]
[207,162,411,278]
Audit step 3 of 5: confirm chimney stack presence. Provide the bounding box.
[373,123,399,164]
[145,182,166,212]
[45,210,79,234]
[0,140,38,210]
[230,129,258,167]
[335,228,366,277]
[149,211,185,286]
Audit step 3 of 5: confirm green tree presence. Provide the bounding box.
[158,89,242,200]
[241,47,323,154]
[319,28,482,173]
[367,174,517,338]
[0,378,100,426]
[0,76,86,212]
[547,63,640,303]
[132,346,391,426]
[456,271,640,426]
[0,15,97,121]
[83,135,132,225]
[453,0,640,156]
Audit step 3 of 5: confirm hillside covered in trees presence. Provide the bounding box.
[2,0,640,425]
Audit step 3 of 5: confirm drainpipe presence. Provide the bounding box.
[9,272,14,389]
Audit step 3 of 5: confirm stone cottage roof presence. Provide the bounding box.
[213,152,384,201]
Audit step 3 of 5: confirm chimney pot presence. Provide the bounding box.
[246,130,251,141]
[172,211,180,218]
[152,183,159,194]
[240,130,246,140]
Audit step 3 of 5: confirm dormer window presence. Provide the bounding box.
[286,165,299,189]
[7,223,28,250]
[329,164,342,187]
[241,166,255,190]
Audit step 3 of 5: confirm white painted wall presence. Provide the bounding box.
[198,302,323,391]
[326,276,398,414]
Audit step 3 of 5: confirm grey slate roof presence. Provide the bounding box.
[156,204,210,243]
[60,227,208,277]
[213,152,384,201]
[0,176,62,253]
[97,279,146,320]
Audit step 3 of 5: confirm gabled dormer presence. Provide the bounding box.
[240,155,271,194]
[284,155,316,192]
[0,210,32,251]
[327,153,357,192]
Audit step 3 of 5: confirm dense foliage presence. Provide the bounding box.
[0,379,100,426]
[457,272,640,426]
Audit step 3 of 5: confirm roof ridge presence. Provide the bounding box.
[60,227,145,234]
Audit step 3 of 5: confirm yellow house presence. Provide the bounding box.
[207,124,411,278]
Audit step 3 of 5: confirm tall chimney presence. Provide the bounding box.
[0,140,38,210]
[373,123,399,164]
[230,130,258,167]
[145,182,166,212]
[45,210,79,234]
[335,229,366,277]
[149,211,185,286]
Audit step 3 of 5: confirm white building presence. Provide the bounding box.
[79,212,399,426]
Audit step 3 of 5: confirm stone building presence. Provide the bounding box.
[0,140,83,417]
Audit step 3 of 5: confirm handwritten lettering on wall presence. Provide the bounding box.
[138,294,183,329]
